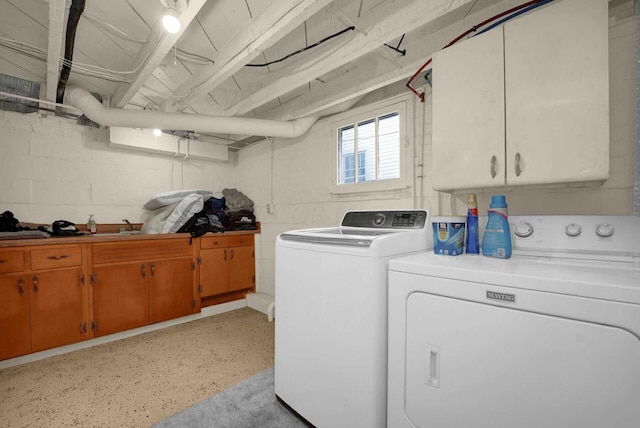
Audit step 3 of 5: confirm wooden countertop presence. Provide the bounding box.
[0,227,260,248]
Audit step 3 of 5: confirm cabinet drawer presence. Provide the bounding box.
[201,234,254,249]
[0,250,25,274]
[92,238,192,264]
[30,246,82,270]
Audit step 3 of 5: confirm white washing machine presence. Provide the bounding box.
[388,215,640,428]
[275,210,430,428]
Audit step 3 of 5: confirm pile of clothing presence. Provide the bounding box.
[0,211,81,239]
[141,188,256,237]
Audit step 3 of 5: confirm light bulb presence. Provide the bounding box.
[162,10,181,33]
[153,129,162,137]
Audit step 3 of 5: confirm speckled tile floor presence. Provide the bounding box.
[0,307,275,427]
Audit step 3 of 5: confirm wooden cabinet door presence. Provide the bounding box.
[29,268,87,352]
[504,0,608,186]
[228,245,255,292]
[431,27,505,191]
[199,248,229,297]
[92,263,148,337]
[0,275,31,360]
[149,258,195,324]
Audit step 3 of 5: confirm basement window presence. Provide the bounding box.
[332,97,410,194]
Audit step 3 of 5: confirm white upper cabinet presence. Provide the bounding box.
[431,0,609,191]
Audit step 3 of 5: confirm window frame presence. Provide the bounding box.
[331,96,411,194]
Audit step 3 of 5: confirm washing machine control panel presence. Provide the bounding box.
[342,210,428,229]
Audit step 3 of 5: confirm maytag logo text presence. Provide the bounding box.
[486,291,516,303]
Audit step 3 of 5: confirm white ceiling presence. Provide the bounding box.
[0,0,635,146]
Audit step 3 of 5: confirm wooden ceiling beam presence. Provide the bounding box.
[110,0,207,108]
[261,0,506,121]
[167,0,333,112]
[225,0,476,117]
[45,0,65,103]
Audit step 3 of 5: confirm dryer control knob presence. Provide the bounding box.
[513,221,534,238]
[595,223,614,237]
[565,223,582,237]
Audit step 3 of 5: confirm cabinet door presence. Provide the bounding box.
[504,0,609,185]
[149,258,195,324]
[199,248,229,296]
[228,246,255,292]
[0,275,31,360]
[92,263,149,337]
[29,268,87,352]
[431,27,505,191]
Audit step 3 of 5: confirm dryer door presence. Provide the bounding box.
[405,291,640,428]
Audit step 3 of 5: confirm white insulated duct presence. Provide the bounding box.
[66,86,318,138]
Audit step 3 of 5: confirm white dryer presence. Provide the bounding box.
[387,215,640,428]
[275,210,430,428]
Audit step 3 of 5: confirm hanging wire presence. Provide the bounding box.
[245,26,355,67]
[406,0,555,101]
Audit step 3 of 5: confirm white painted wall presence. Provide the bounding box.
[0,16,635,300]
[0,112,237,225]
[236,15,637,297]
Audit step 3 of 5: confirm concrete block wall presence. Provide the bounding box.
[0,111,237,225]
[236,15,638,297]
[0,14,635,300]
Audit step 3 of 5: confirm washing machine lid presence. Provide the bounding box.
[279,228,394,247]
[277,210,431,256]
[389,251,640,305]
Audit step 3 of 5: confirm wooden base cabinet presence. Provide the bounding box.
[90,238,196,337]
[199,235,255,300]
[92,263,149,337]
[0,245,89,360]
[1,231,257,361]
[29,267,86,352]
[0,274,31,360]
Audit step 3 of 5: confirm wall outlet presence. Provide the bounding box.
[266,203,271,214]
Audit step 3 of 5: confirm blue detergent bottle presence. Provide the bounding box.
[481,195,512,259]
[465,194,479,254]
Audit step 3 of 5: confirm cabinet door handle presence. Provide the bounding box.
[141,264,146,279]
[150,263,155,277]
[47,254,69,260]
[490,155,497,178]
[224,249,227,260]
[514,152,522,177]
[230,249,234,260]
[18,277,24,295]
[32,275,39,293]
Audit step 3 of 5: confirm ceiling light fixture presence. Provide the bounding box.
[161,0,181,33]
[162,9,181,33]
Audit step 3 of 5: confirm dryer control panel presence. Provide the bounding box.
[342,210,428,229]
[500,215,640,258]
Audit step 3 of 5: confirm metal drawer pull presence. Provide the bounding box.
[230,249,234,260]
[141,264,146,279]
[32,275,39,293]
[47,254,70,260]
[150,263,155,277]
[18,278,24,295]
[490,155,497,178]
[515,152,522,177]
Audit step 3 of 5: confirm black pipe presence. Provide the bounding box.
[56,0,86,104]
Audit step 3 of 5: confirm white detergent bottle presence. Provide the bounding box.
[481,195,512,259]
